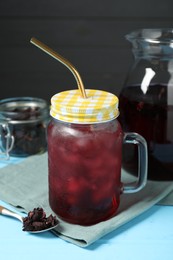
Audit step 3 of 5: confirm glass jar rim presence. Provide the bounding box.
[0,97,49,123]
[126,28,173,44]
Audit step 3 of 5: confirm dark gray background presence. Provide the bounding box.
[1,0,173,103]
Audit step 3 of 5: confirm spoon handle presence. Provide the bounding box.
[0,205,23,222]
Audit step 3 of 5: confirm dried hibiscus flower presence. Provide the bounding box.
[23,207,59,232]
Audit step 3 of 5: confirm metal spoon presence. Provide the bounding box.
[0,205,59,233]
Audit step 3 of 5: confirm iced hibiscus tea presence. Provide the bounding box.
[48,119,123,225]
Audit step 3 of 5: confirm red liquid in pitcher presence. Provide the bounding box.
[119,84,173,180]
[48,119,123,225]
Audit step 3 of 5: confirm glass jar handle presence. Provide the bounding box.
[0,119,14,160]
[122,132,148,193]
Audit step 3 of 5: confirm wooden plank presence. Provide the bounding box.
[0,47,132,73]
[1,18,173,48]
[0,70,125,102]
[0,19,127,47]
[0,0,172,101]
[0,46,131,100]
[0,0,172,17]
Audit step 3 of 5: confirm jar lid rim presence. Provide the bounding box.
[50,89,119,123]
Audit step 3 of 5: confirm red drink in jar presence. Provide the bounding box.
[47,89,122,225]
[48,119,123,225]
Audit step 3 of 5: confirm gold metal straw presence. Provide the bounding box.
[30,37,87,99]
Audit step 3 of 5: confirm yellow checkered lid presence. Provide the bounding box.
[50,89,119,123]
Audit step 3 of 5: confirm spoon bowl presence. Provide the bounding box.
[0,205,59,233]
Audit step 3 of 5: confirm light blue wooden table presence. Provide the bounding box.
[0,157,173,260]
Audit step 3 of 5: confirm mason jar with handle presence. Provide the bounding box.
[47,89,148,225]
[29,37,148,225]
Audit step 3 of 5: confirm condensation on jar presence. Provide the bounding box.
[47,89,123,225]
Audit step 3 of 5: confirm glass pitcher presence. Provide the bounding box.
[119,28,173,180]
